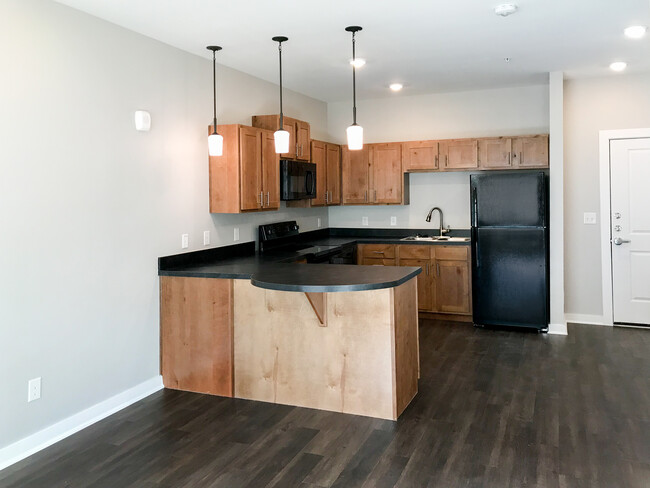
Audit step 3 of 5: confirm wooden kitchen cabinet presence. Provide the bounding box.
[325,143,341,205]
[431,246,471,314]
[251,115,310,161]
[397,245,433,311]
[209,124,279,213]
[342,143,406,205]
[439,139,479,170]
[512,135,549,168]
[402,140,440,172]
[478,137,513,170]
[310,140,327,206]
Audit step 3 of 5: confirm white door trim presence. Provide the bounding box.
[598,128,650,326]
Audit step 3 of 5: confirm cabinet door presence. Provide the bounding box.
[326,143,341,205]
[513,135,549,168]
[239,126,262,210]
[261,130,280,210]
[342,146,370,204]
[310,140,327,206]
[433,258,470,314]
[370,143,402,204]
[440,139,479,170]
[478,138,512,170]
[296,120,311,160]
[402,140,439,172]
[398,257,432,311]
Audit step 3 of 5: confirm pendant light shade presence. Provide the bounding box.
[272,36,289,154]
[346,124,363,151]
[207,45,223,157]
[345,26,363,150]
[274,129,290,153]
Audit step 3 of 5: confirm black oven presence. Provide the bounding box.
[280,160,317,200]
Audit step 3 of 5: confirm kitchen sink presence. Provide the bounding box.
[401,236,470,242]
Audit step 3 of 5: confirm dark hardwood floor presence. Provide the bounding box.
[2,321,649,488]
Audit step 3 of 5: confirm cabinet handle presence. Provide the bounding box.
[519,152,523,164]
[325,190,329,203]
[508,151,512,165]
[426,263,429,275]
[365,190,368,202]
[445,155,448,167]
[296,143,299,156]
[373,189,377,203]
[372,251,385,254]
[266,192,270,207]
[435,155,439,167]
[436,263,440,276]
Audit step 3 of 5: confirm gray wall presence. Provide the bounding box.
[326,85,550,229]
[0,0,328,449]
[563,73,650,318]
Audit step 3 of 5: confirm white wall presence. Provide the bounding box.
[564,72,650,318]
[326,85,550,228]
[0,0,327,451]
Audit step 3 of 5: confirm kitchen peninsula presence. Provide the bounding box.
[159,239,421,420]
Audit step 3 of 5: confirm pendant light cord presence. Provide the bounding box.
[212,49,218,135]
[351,31,357,126]
[278,41,284,129]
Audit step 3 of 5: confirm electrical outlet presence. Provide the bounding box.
[584,212,597,225]
[28,377,41,402]
[317,218,321,228]
[181,234,189,249]
[362,216,369,226]
[203,230,210,246]
[390,216,397,226]
[234,227,240,241]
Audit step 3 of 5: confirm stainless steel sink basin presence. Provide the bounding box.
[401,236,470,242]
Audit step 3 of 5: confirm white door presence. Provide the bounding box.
[610,138,650,325]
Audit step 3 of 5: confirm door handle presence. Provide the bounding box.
[436,262,440,276]
[612,237,631,245]
[266,192,270,207]
[259,191,264,207]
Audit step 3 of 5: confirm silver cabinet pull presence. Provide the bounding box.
[436,262,440,276]
[372,251,385,254]
[260,191,264,207]
[425,263,429,275]
[365,190,367,202]
[266,192,270,207]
[508,151,512,165]
[612,237,631,245]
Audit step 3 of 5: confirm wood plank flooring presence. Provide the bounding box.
[1,321,649,487]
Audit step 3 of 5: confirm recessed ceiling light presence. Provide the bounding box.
[494,3,518,17]
[624,25,647,39]
[389,83,403,92]
[350,58,366,68]
[610,61,627,72]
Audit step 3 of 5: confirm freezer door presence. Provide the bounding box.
[471,172,546,227]
[472,227,548,329]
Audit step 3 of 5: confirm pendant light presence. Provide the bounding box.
[272,36,290,154]
[345,26,363,150]
[207,45,223,156]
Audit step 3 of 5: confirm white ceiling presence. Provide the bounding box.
[54,0,650,102]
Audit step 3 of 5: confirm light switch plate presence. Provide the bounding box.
[28,377,41,402]
[390,216,397,226]
[362,216,369,226]
[233,227,240,241]
[317,218,321,228]
[203,230,210,246]
[181,234,189,249]
[584,212,597,225]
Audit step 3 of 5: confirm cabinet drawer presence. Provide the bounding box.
[398,245,430,259]
[434,246,469,261]
[359,244,396,259]
[361,257,396,266]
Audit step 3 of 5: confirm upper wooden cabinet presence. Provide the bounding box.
[342,143,407,205]
[512,135,549,168]
[478,137,513,170]
[402,140,440,171]
[439,139,479,170]
[341,146,371,204]
[325,143,341,205]
[310,140,327,206]
[209,124,279,213]
[251,115,310,161]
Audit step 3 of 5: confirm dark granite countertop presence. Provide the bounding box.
[158,228,470,292]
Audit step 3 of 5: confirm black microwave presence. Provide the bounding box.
[280,160,317,200]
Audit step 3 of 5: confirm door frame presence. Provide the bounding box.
[598,128,650,326]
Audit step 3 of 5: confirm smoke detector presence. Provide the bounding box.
[494,3,518,17]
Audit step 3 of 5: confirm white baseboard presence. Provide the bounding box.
[0,375,163,472]
[548,322,568,335]
[565,313,609,326]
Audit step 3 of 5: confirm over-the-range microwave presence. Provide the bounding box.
[280,160,317,200]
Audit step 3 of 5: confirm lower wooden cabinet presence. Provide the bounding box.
[358,243,471,317]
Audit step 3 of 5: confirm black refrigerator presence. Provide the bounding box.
[470,172,549,332]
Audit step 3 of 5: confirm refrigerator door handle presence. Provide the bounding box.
[475,239,480,268]
[472,188,478,227]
